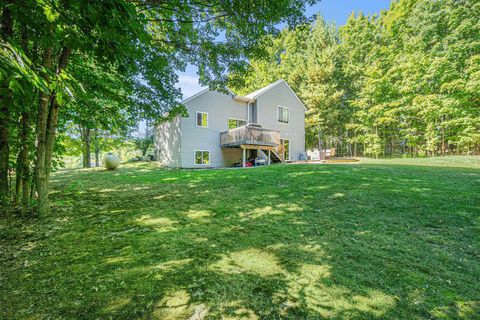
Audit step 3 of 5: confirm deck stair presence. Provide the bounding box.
[258,149,283,163]
[269,150,283,163]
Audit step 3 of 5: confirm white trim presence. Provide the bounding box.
[245,79,284,99]
[194,149,211,166]
[182,88,210,104]
[196,111,209,128]
[227,117,247,130]
[277,105,290,125]
[245,79,307,110]
[280,138,290,161]
[183,87,239,104]
[226,87,236,97]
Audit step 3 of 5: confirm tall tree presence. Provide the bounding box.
[0,6,14,210]
[232,0,480,157]
[1,0,320,215]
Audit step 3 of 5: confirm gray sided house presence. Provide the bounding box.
[154,79,306,168]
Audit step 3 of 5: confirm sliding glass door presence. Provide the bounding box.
[280,139,290,161]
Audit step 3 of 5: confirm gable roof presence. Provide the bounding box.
[181,88,210,104]
[181,79,306,110]
[182,86,236,104]
[244,79,307,110]
[244,79,284,99]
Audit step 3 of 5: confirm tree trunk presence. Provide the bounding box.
[390,137,394,157]
[34,47,53,216]
[44,47,71,185]
[0,89,12,210]
[35,46,71,216]
[93,129,100,167]
[142,144,149,157]
[441,116,446,156]
[80,126,86,167]
[80,125,91,168]
[0,7,14,211]
[14,151,22,207]
[16,112,32,210]
[34,46,71,215]
[13,24,33,210]
[95,148,100,167]
[337,127,342,157]
[346,131,353,157]
[317,128,323,161]
[85,128,91,168]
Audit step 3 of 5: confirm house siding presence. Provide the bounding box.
[255,81,305,161]
[154,116,182,167]
[181,90,247,168]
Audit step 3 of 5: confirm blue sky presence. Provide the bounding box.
[177,0,392,98]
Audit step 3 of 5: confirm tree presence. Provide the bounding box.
[232,0,480,158]
[229,17,349,152]
[1,0,320,215]
[132,125,154,157]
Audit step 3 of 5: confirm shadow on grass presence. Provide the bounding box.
[1,163,479,319]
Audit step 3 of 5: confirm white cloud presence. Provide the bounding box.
[177,73,206,99]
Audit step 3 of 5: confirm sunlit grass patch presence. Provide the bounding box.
[286,264,395,318]
[152,290,192,319]
[186,210,211,219]
[151,258,193,274]
[104,256,131,264]
[135,214,178,233]
[430,301,480,319]
[102,297,132,313]
[241,206,283,219]
[219,301,259,320]
[209,249,284,277]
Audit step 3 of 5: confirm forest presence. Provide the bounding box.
[230,0,480,158]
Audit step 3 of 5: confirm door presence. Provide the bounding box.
[280,139,290,161]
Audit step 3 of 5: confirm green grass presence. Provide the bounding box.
[1,157,479,319]
[356,156,480,169]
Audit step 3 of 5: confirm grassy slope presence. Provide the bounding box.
[1,157,479,319]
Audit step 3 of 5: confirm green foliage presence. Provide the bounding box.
[0,42,48,93]
[131,126,154,157]
[0,0,320,210]
[231,0,480,156]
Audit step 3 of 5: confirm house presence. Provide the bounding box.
[154,79,306,168]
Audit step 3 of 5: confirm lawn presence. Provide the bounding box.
[1,157,479,319]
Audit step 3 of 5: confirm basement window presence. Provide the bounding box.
[194,150,210,165]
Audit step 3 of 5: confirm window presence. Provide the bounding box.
[228,118,247,129]
[277,106,290,124]
[196,112,208,127]
[194,150,210,165]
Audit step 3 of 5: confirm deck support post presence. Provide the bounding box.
[268,149,271,165]
[242,147,246,168]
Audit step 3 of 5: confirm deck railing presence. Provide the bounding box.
[220,125,280,148]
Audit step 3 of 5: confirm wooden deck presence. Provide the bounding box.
[220,125,280,148]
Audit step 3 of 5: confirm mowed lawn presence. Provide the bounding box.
[1,157,479,319]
